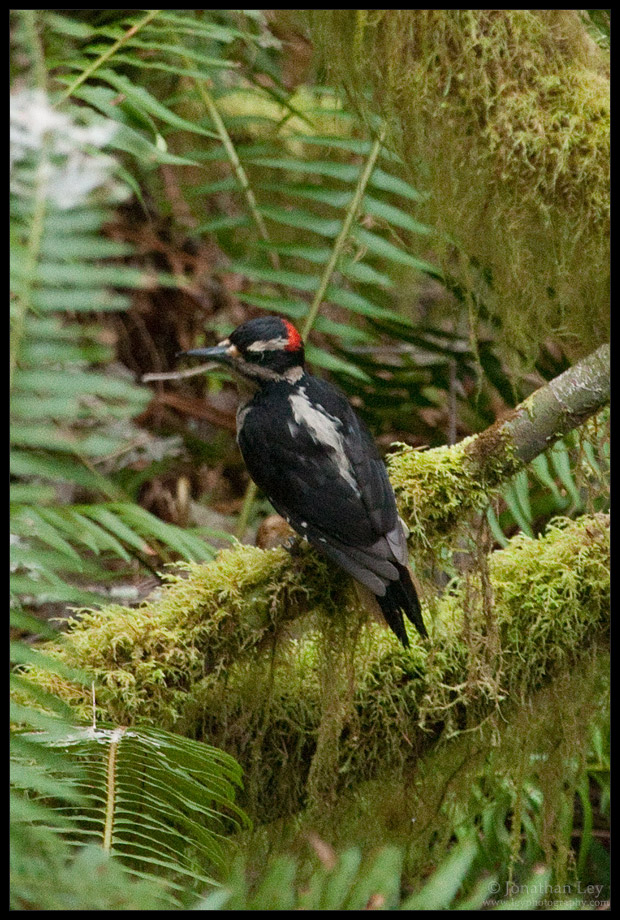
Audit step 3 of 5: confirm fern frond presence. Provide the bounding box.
[56,9,164,103]
[20,724,248,891]
[10,87,217,609]
[42,9,439,402]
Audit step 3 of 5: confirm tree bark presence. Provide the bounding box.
[472,343,610,470]
[387,344,609,548]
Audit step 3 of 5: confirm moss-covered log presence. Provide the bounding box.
[18,338,609,821]
[23,514,609,821]
[20,344,609,721]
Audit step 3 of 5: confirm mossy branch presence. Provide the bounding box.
[498,343,610,465]
[22,515,609,821]
[389,342,609,549]
[20,347,609,733]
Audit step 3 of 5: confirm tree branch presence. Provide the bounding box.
[389,344,609,546]
[23,515,609,790]
[21,347,609,734]
[471,342,610,469]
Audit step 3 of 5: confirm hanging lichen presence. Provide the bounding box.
[284,651,609,892]
[309,10,610,363]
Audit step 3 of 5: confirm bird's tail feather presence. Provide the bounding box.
[377,564,427,647]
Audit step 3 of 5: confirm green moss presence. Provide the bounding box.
[22,542,347,727]
[220,513,607,821]
[387,433,520,565]
[21,436,523,727]
[309,10,610,362]
[490,516,609,686]
[19,514,609,832]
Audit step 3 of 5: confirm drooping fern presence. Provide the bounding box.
[10,86,220,611]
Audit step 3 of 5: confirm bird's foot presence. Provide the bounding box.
[283,534,304,556]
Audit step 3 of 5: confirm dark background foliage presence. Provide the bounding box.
[10,9,609,910]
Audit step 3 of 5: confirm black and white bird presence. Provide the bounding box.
[179,316,427,647]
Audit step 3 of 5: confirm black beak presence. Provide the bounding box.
[176,345,231,362]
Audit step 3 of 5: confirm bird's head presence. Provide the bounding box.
[178,316,305,387]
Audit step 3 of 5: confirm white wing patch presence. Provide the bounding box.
[288,389,360,494]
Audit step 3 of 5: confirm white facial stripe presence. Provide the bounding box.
[246,336,289,352]
[288,389,359,493]
[215,338,241,358]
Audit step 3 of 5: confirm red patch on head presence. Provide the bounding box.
[283,320,303,352]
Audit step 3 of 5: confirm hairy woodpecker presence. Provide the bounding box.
[179,316,427,647]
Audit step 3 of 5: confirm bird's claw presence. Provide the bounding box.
[284,534,304,556]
